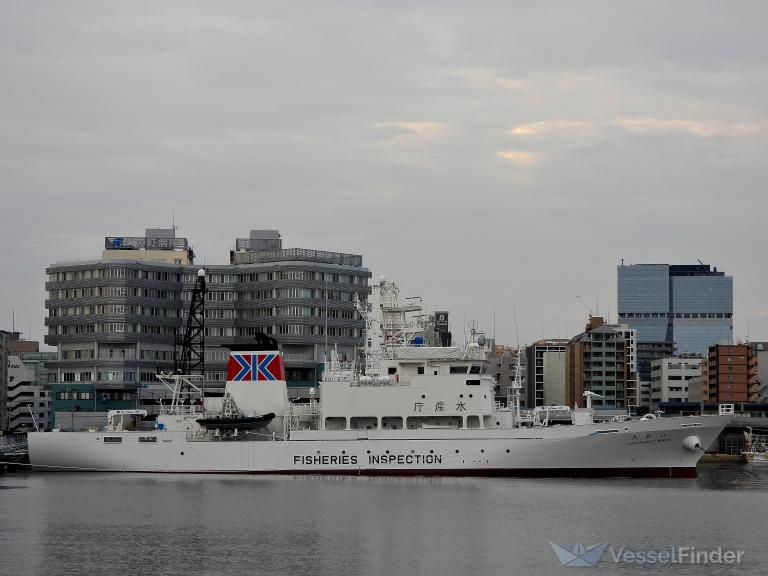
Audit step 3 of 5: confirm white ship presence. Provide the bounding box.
[28,277,729,478]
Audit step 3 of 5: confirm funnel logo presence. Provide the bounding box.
[227,353,285,382]
[549,542,608,567]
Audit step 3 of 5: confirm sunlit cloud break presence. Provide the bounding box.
[614,118,756,137]
[496,150,537,167]
[373,121,448,138]
[509,120,594,136]
[509,118,757,138]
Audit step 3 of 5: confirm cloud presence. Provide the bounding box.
[614,118,757,138]
[509,120,595,136]
[456,69,531,92]
[496,150,538,167]
[372,121,448,139]
[509,118,757,139]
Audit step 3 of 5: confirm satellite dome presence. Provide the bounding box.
[198,269,206,277]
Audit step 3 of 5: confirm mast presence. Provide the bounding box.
[175,268,206,380]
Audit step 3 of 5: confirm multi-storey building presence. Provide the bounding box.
[45,228,370,426]
[0,331,8,432]
[6,354,52,432]
[618,263,732,412]
[0,332,53,432]
[525,339,568,408]
[618,263,733,354]
[747,342,768,403]
[706,344,758,403]
[542,351,566,405]
[649,355,702,406]
[564,317,632,409]
[486,345,526,405]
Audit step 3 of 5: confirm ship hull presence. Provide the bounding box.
[27,416,729,478]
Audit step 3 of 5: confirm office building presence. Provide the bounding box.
[706,344,758,403]
[542,351,566,405]
[564,317,633,409]
[486,346,526,405]
[747,342,768,403]
[0,331,8,432]
[618,263,732,411]
[617,263,733,355]
[45,228,370,426]
[0,333,53,433]
[649,355,702,407]
[526,339,568,408]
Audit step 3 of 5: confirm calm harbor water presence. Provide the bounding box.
[1,464,766,576]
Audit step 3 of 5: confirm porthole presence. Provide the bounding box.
[386,450,390,454]
[429,449,434,454]
[317,450,321,454]
[342,450,346,454]
[496,421,500,426]
[180,451,185,456]
[506,449,510,453]
[366,450,371,454]
[455,449,460,454]
[459,394,464,398]
[469,394,473,398]
[480,449,485,453]
[421,394,426,399]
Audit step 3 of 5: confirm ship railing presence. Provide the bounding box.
[160,405,203,416]
[290,403,320,416]
[350,379,411,387]
[186,430,283,442]
[518,411,535,422]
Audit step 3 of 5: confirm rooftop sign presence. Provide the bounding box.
[105,236,188,251]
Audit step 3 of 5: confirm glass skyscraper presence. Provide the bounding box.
[617,264,733,355]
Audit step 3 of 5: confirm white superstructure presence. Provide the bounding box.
[28,279,730,477]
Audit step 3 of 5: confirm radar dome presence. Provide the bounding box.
[197,269,206,277]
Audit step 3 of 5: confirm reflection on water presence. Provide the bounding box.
[1,464,766,576]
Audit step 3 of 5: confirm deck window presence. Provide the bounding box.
[138,436,158,443]
[450,366,468,374]
[103,436,122,443]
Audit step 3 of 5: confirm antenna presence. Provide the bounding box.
[513,306,520,349]
[12,308,15,332]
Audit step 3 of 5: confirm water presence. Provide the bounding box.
[1,464,766,576]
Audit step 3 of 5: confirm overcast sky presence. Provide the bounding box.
[1,1,766,348]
